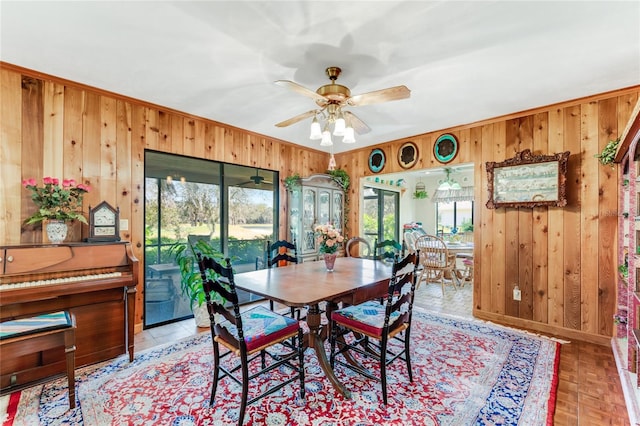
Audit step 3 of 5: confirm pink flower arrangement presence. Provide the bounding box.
[22,177,91,225]
[315,224,344,254]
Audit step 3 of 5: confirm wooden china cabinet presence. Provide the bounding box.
[287,174,344,262]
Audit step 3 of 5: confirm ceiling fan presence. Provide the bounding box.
[274,66,410,144]
[238,169,273,187]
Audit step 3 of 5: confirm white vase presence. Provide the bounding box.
[46,220,68,244]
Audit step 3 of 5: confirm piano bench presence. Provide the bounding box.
[0,311,77,409]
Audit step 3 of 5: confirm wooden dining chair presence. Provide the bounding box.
[329,251,419,405]
[345,236,371,258]
[414,234,458,295]
[196,254,305,426]
[373,238,404,263]
[265,239,299,316]
[266,239,299,268]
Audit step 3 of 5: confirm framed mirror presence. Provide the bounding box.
[486,149,570,209]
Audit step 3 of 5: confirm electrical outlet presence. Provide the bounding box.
[513,286,521,301]
[120,219,129,231]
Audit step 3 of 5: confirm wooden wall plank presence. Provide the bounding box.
[116,100,133,242]
[563,105,582,330]
[170,113,183,155]
[504,119,520,317]
[182,118,195,157]
[100,96,117,202]
[130,104,146,325]
[482,123,501,313]
[580,101,600,334]
[0,70,22,243]
[42,82,64,179]
[517,116,534,320]
[532,112,549,323]
[63,87,85,241]
[548,107,565,327]
[469,126,482,312]
[157,111,172,153]
[18,76,43,243]
[145,107,158,150]
[82,92,102,209]
[596,97,619,335]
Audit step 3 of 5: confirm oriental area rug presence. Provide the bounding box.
[1,309,560,425]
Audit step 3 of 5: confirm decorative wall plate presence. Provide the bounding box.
[398,141,418,169]
[368,148,386,173]
[434,134,458,164]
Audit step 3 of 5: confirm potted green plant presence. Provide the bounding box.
[413,190,428,199]
[594,138,620,167]
[22,177,91,243]
[170,238,226,327]
[284,173,301,192]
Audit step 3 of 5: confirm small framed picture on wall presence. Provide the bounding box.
[398,141,418,169]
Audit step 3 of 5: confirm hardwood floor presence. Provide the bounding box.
[135,282,632,425]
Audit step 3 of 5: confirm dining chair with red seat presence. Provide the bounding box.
[329,251,419,405]
[196,254,305,426]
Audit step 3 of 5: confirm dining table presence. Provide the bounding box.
[233,257,393,399]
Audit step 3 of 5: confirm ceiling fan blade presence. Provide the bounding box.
[347,85,411,107]
[275,110,317,128]
[344,111,371,135]
[275,80,328,104]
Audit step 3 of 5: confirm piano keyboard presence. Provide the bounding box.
[0,272,123,290]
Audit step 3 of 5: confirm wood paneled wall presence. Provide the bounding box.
[0,64,329,332]
[2,62,639,343]
[335,88,640,345]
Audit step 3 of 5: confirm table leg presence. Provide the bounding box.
[306,304,351,399]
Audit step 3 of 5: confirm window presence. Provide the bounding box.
[143,151,277,328]
[436,201,473,237]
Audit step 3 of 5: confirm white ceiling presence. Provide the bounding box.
[1,1,639,154]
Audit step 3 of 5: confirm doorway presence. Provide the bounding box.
[361,187,400,249]
[360,163,475,318]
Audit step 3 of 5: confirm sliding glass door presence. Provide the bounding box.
[362,187,400,249]
[143,151,277,328]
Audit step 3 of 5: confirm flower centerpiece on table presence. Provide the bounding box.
[22,177,91,225]
[315,224,344,254]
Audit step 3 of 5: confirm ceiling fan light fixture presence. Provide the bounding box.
[450,181,461,190]
[309,116,322,140]
[276,66,411,147]
[342,126,356,143]
[333,110,346,136]
[320,127,333,146]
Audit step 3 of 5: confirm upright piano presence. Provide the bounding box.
[0,242,137,393]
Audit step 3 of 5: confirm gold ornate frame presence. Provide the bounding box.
[486,149,570,209]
